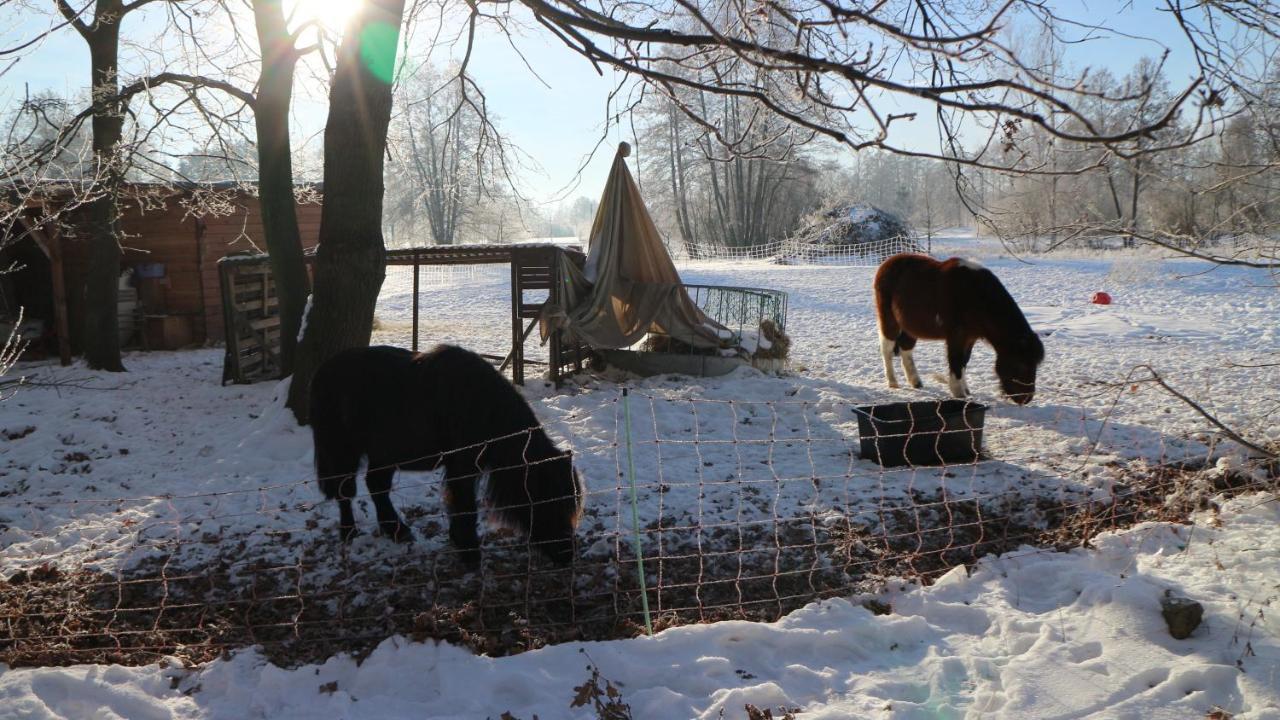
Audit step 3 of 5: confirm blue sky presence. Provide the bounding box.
[1,2,1219,205]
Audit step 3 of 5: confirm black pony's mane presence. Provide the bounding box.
[412,344,566,466]
[409,345,582,544]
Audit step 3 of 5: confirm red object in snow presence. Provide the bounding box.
[1091,291,1112,305]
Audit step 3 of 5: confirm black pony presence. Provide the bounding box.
[309,345,585,564]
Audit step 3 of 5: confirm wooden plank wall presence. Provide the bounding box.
[54,189,321,349]
[52,206,94,354]
[199,199,321,343]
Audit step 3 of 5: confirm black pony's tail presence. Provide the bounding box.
[310,374,362,500]
[314,435,361,500]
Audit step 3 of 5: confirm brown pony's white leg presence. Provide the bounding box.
[901,349,922,388]
[879,335,900,388]
[945,336,974,398]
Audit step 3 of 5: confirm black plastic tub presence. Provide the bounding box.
[855,400,987,467]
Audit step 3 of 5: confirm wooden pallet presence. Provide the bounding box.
[218,256,283,384]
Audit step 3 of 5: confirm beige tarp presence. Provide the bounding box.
[541,143,732,350]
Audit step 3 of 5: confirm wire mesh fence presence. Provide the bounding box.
[2,368,1274,669]
[370,263,511,357]
[672,235,923,267]
[684,285,788,334]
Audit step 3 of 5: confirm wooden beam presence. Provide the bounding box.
[219,261,243,384]
[499,318,540,373]
[510,256,523,385]
[412,250,419,352]
[548,250,561,386]
[14,215,52,260]
[46,227,72,366]
[194,218,209,344]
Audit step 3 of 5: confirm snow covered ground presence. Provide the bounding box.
[1,237,1277,717]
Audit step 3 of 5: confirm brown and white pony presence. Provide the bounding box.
[873,253,1045,404]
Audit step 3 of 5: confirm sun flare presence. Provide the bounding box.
[287,0,363,33]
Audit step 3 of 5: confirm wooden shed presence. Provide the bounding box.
[1,183,321,363]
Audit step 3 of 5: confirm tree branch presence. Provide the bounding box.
[52,0,91,40]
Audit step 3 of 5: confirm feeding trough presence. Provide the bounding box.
[598,349,747,377]
[855,400,987,467]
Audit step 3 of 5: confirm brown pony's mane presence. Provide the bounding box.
[874,254,1044,403]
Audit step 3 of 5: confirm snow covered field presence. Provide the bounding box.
[1,238,1277,718]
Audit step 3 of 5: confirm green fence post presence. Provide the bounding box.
[622,388,654,636]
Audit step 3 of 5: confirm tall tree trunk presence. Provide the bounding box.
[1128,158,1142,248]
[253,0,310,376]
[1105,169,1126,235]
[287,0,406,423]
[81,2,126,372]
[667,104,699,258]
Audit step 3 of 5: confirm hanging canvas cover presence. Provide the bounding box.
[541,143,733,350]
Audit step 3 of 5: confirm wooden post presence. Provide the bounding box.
[193,218,208,343]
[568,249,585,373]
[261,271,272,375]
[510,251,523,385]
[548,248,561,387]
[47,230,73,367]
[412,250,419,352]
[218,261,242,384]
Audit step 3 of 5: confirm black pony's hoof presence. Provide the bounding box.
[381,521,415,543]
[537,536,576,566]
[339,525,360,543]
[449,527,480,563]
[912,380,923,389]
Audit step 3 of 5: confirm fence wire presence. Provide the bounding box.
[0,375,1276,669]
[672,235,923,266]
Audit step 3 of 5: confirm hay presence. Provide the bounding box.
[783,203,917,256]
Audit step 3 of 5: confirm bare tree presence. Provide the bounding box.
[449,0,1276,262]
[495,1,1217,165]
[638,82,826,252]
[385,61,520,246]
[246,0,317,375]
[51,0,162,371]
[975,50,1280,268]
[3,0,329,374]
[0,313,29,400]
[1,1,257,369]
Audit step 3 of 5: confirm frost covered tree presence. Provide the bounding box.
[385,62,521,246]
